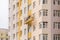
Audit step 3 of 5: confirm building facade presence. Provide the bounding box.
[0,28,9,40]
[9,0,60,40]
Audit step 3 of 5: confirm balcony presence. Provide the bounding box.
[17,0,22,10]
[17,20,22,31]
[17,21,22,26]
[20,31,22,36]
[17,2,19,7]
[18,31,22,36]
[17,31,22,40]
[28,10,32,16]
[18,10,22,18]
[28,32,32,38]
[19,0,22,7]
[28,0,32,5]
[25,16,34,24]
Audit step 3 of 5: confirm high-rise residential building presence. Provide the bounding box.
[9,0,60,40]
[0,28,9,40]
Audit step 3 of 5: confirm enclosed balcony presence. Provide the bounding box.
[17,0,22,12]
[17,31,22,40]
[18,10,22,19]
[17,2,19,7]
[28,10,32,16]
[18,0,22,7]
[17,21,22,26]
[18,31,22,36]
[17,20,22,31]
[28,26,32,38]
[20,31,22,36]
[28,32,32,38]
[28,0,32,5]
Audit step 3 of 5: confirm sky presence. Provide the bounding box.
[0,0,8,29]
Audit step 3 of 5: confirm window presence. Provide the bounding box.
[17,2,19,7]
[43,9,48,16]
[28,5,29,10]
[13,14,15,20]
[58,22,60,29]
[28,38,31,40]
[43,0,47,4]
[43,34,48,40]
[9,26,10,31]
[24,7,26,14]
[33,36,35,40]
[53,22,58,29]
[1,34,3,36]
[43,22,48,28]
[58,0,60,5]
[9,8,10,13]
[39,34,48,40]
[24,0,26,3]
[20,10,22,16]
[39,0,40,4]
[53,22,60,29]
[39,10,41,17]
[13,34,15,39]
[39,9,48,16]
[20,20,22,26]
[33,25,35,31]
[13,0,14,2]
[16,12,18,19]
[13,5,15,10]
[9,17,10,22]
[53,10,56,16]
[25,39,26,40]
[6,34,8,36]
[53,0,60,5]
[39,34,40,40]
[24,29,26,35]
[33,13,35,20]
[28,25,31,32]
[53,34,60,40]
[13,24,15,29]
[33,1,36,8]
[28,5,31,10]
[1,38,3,40]
[53,10,60,17]
[9,0,10,4]
[53,0,55,5]
[39,22,42,28]
[6,38,8,40]
[39,22,48,28]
